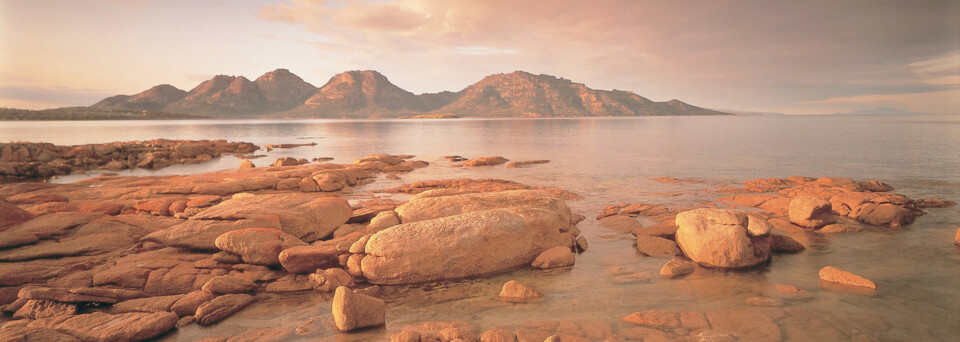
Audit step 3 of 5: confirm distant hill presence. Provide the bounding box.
[713,108,785,116]
[255,69,318,112]
[435,71,726,117]
[835,107,917,115]
[78,69,731,118]
[90,84,187,111]
[284,70,435,118]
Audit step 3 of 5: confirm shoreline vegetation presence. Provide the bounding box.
[0,140,956,340]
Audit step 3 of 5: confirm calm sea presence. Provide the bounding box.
[1,115,958,340]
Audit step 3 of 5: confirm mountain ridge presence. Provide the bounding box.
[88,69,730,118]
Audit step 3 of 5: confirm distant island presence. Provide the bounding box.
[834,107,919,115]
[1,70,730,120]
[0,107,203,121]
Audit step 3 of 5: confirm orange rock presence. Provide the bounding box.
[460,156,508,167]
[195,294,253,326]
[497,280,544,302]
[631,221,677,239]
[788,196,836,228]
[955,228,960,246]
[621,310,680,329]
[23,311,179,341]
[635,235,681,257]
[660,257,697,278]
[214,228,307,265]
[0,201,36,229]
[531,246,575,269]
[278,245,339,274]
[770,234,805,253]
[598,215,643,233]
[505,160,549,168]
[674,209,772,268]
[818,266,877,290]
[331,286,385,331]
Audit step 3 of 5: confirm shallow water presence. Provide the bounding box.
[2,115,959,340]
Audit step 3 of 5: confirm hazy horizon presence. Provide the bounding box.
[1,0,957,115]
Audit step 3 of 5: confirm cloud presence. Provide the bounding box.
[909,50,960,86]
[0,85,114,110]
[257,0,960,113]
[799,89,960,114]
[450,46,518,55]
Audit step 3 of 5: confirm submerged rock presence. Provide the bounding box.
[621,310,681,330]
[531,246,576,269]
[460,156,509,167]
[660,257,697,278]
[331,286,385,331]
[497,280,544,302]
[819,266,877,290]
[674,209,772,268]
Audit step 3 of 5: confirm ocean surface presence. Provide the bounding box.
[2,114,959,340]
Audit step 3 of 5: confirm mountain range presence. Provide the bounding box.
[90,69,729,118]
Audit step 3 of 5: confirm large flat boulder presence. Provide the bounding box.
[214,228,307,266]
[140,217,282,250]
[190,193,352,241]
[361,207,572,284]
[675,209,773,268]
[395,189,573,226]
[24,311,178,342]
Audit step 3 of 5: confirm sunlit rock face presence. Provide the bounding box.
[357,190,580,285]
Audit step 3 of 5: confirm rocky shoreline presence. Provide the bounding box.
[0,149,956,341]
[0,140,260,183]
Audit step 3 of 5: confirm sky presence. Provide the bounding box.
[1,0,958,114]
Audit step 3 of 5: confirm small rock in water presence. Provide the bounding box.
[819,266,877,290]
[531,246,575,269]
[955,228,960,246]
[621,310,681,329]
[497,280,544,302]
[238,159,255,169]
[331,286,385,331]
[460,156,508,167]
[660,257,696,278]
[575,236,588,252]
[745,296,784,307]
[505,160,549,168]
